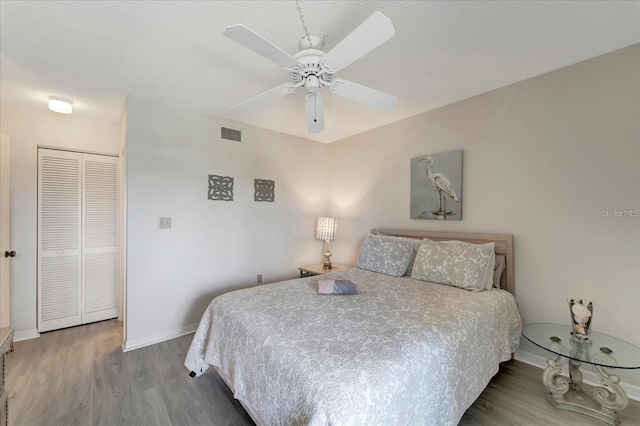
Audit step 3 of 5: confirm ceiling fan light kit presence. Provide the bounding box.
[224,10,398,133]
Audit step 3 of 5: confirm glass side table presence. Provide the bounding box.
[522,323,640,426]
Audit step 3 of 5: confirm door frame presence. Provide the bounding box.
[0,132,10,328]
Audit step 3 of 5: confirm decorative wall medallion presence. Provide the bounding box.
[208,175,234,201]
[254,179,275,202]
[410,150,463,220]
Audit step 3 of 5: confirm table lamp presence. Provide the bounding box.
[315,217,337,269]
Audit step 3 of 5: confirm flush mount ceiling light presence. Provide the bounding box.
[48,96,73,114]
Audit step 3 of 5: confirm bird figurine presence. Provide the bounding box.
[419,156,459,219]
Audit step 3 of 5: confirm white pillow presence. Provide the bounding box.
[356,235,416,277]
[492,255,506,289]
[411,238,495,292]
[485,252,496,290]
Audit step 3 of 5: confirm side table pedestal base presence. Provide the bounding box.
[543,354,627,426]
[546,389,619,426]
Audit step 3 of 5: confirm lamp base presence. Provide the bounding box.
[323,251,332,269]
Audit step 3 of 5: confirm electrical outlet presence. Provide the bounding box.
[158,217,171,229]
[257,274,262,284]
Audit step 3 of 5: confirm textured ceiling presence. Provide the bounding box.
[1,1,639,143]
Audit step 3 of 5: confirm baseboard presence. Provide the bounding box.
[13,329,40,342]
[122,323,197,352]
[514,349,640,402]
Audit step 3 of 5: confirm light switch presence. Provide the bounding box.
[158,217,171,229]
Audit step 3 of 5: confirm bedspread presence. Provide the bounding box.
[185,268,521,426]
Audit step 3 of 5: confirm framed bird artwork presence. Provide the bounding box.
[410,150,463,220]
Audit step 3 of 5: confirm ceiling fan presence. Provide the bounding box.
[223,11,398,133]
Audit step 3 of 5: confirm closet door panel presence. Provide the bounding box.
[38,149,82,332]
[82,154,118,323]
[40,256,80,321]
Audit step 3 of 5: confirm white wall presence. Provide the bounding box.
[0,103,120,339]
[124,97,328,349]
[327,45,640,386]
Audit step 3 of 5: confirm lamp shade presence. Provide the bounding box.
[315,217,336,241]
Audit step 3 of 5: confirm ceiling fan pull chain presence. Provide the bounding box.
[294,0,313,47]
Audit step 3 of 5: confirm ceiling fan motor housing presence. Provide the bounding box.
[292,41,334,91]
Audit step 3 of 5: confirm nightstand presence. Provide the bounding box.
[0,327,14,426]
[299,263,350,278]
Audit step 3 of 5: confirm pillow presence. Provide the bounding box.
[485,252,496,290]
[411,238,495,291]
[402,238,422,275]
[371,234,422,275]
[356,234,416,277]
[492,255,506,289]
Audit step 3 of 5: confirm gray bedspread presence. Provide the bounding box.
[185,268,521,426]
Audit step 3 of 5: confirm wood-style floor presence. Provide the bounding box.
[6,320,640,425]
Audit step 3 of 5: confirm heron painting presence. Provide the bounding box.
[410,150,463,220]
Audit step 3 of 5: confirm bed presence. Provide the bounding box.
[185,229,521,425]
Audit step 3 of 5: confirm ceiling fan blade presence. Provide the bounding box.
[330,79,397,111]
[323,11,395,71]
[224,24,299,68]
[305,92,325,133]
[231,83,297,114]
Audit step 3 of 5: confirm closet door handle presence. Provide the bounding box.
[4,250,16,258]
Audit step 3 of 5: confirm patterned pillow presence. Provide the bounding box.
[372,234,422,275]
[411,239,495,291]
[356,235,416,277]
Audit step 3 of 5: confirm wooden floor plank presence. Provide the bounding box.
[6,320,640,425]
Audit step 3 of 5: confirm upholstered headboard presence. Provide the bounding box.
[371,229,514,295]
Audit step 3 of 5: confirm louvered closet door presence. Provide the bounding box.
[38,149,119,332]
[38,149,82,332]
[81,154,118,323]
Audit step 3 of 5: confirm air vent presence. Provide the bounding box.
[221,126,242,144]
